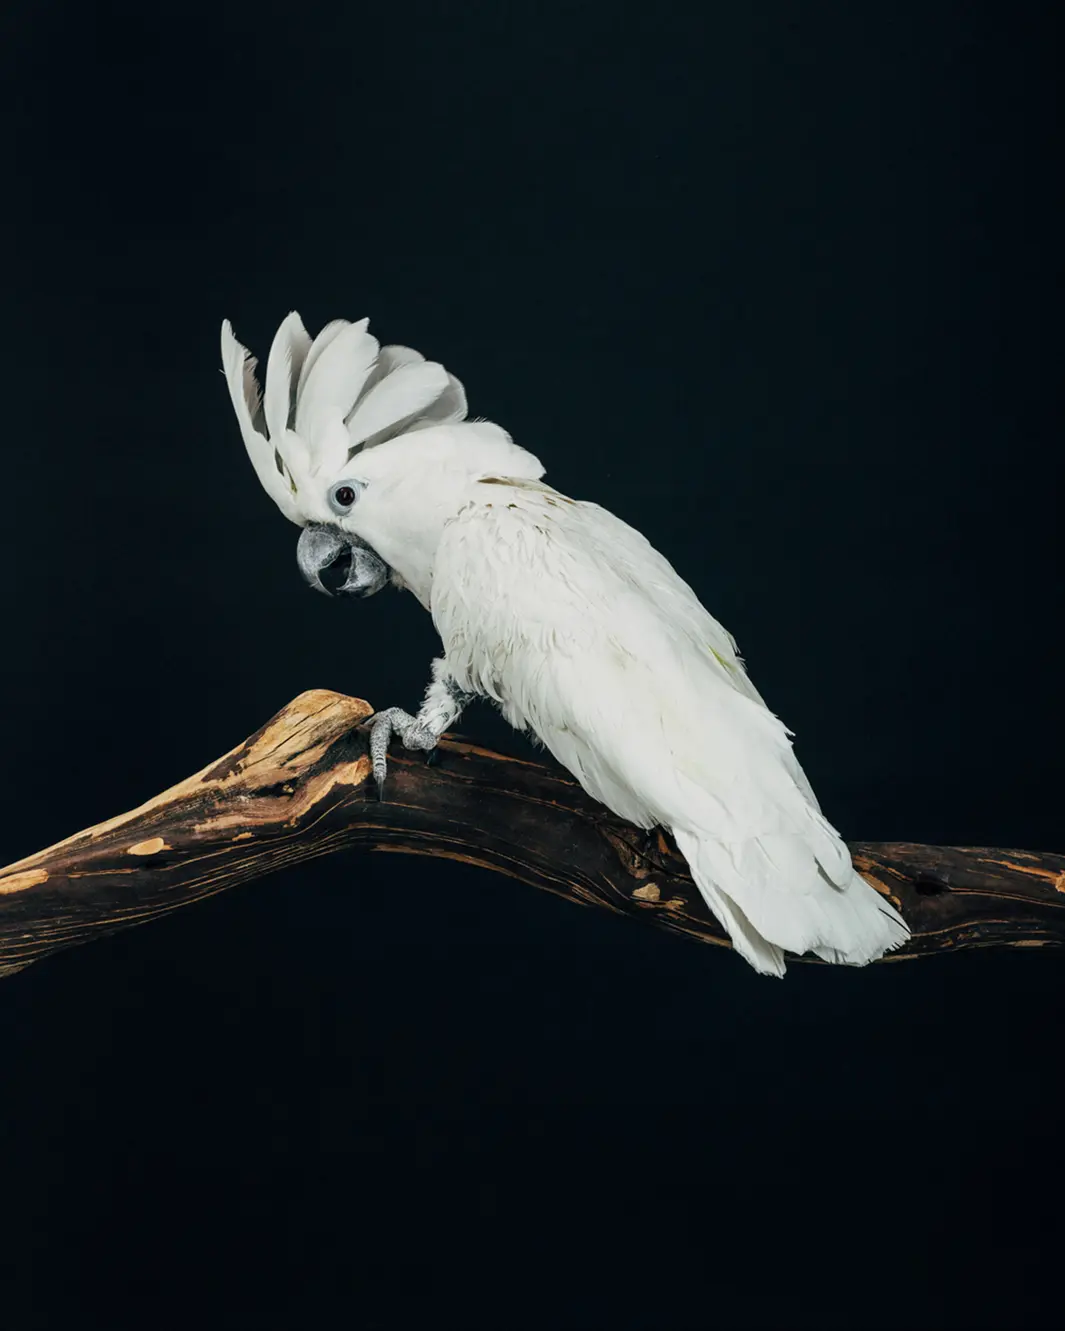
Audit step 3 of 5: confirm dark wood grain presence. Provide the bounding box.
[1,689,1062,976]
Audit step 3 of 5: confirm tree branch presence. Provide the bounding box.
[1,689,1062,976]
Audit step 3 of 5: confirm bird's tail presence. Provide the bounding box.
[671,826,909,978]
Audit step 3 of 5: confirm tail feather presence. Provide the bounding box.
[687,867,787,977]
[671,826,909,977]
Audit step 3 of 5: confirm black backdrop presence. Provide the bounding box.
[1,3,1061,1327]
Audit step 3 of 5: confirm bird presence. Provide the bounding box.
[220,310,909,976]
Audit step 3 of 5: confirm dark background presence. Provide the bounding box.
[1,2,1061,1327]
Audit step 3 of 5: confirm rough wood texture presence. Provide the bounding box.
[1,689,1062,976]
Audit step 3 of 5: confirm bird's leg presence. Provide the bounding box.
[368,658,474,799]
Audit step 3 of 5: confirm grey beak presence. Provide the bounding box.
[296,524,391,599]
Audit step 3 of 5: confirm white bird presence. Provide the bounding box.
[220,311,909,976]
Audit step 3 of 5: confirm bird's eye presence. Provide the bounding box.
[328,480,364,514]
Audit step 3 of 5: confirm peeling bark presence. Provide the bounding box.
[1,689,1062,976]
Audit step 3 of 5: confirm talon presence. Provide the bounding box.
[368,708,397,800]
[367,705,440,800]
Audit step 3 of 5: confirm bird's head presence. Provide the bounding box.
[221,312,542,607]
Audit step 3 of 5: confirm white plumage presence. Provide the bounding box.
[221,312,909,976]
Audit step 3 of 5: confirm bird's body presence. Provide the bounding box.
[432,477,905,975]
[221,311,909,975]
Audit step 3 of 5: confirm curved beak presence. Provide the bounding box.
[296,524,391,599]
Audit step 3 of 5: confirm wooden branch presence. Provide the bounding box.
[1,689,1062,977]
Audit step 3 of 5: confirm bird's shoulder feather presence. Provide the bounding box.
[434,477,764,705]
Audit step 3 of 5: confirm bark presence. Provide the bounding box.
[1,689,1062,977]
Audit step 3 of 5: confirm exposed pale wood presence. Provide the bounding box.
[1,689,1062,974]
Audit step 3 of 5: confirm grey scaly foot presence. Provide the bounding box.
[368,659,474,799]
[368,707,438,799]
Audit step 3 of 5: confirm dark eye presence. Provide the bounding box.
[328,479,365,514]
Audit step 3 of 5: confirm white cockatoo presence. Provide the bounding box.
[220,311,909,976]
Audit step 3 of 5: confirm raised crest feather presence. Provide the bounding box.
[221,311,475,525]
[264,312,311,440]
[296,319,350,400]
[346,360,450,452]
[295,319,379,473]
[219,320,302,524]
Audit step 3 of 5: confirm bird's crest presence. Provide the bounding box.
[220,312,468,524]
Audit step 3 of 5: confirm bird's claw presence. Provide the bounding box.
[368,707,438,799]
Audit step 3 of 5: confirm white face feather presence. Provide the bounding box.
[220,311,544,602]
[333,425,545,605]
